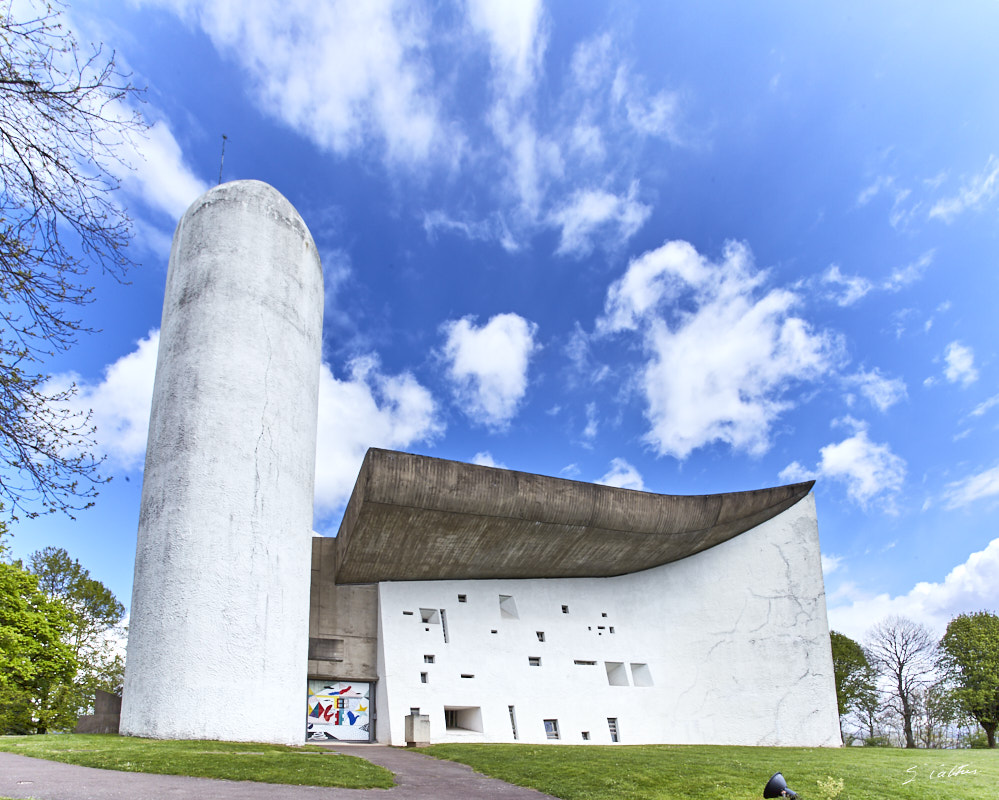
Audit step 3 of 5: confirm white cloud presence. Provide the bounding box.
[883,249,934,292]
[313,356,443,519]
[47,331,160,471]
[596,458,645,491]
[569,33,613,92]
[827,537,999,639]
[929,154,999,223]
[943,341,978,386]
[848,368,907,412]
[821,264,872,306]
[943,465,999,509]
[549,181,651,258]
[970,393,999,418]
[582,402,598,442]
[612,65,683,145]
[471,451,506,469]
[422,211,519,252]
[441,312,539,430]
[599,240,838,459]
[779,418,906,509]
[821,553,844,576]
[145,0,447,166]
[117,118,208,220]
[465,0,546,102]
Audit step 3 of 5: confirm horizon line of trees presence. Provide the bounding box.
[832,612,999,749]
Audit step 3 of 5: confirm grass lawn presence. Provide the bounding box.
[0,733,394,788]
[418,743,997,800]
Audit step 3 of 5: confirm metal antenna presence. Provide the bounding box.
[218,134,228,185]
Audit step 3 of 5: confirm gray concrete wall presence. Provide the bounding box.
[309,536,378,681]
[120,180,323,744]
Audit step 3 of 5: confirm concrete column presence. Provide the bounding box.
[120,180,323,744]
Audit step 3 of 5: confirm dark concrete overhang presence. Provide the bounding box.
[333,448,814,583]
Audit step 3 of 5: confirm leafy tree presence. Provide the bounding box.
[912,679,961,748]
[830,630,876,738]
[939,610,999,748]
[0,555,78,733]
[0,0,144,520]
[866,615,937,748]
[28,546,125,714]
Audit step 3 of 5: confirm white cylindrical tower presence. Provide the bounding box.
[120,180,323,744]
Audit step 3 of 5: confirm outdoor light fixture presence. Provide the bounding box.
[763,772,798,799]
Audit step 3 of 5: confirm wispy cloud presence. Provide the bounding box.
[929,154,999,223]
[943,465,999,510]
[847,368,907,412]
[549,181,651,258]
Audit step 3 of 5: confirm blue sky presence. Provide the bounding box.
[7,0,999,643]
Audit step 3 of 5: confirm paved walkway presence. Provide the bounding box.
[0,745,558,800]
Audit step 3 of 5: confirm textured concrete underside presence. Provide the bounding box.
[335,449,815,582]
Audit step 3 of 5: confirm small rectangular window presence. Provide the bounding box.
[609,626,615,634]
[458,594,467,603]
[581,731,590,741]
[608,717,619,742]
[420,672,428,683]
[424,654,435,663]
[490,629,498,634]
[561,605,569,614]
[601,612,608,617]
[461,673,475,679]
[402,610,414,616]
[544,719,560,740]
[420,608,440,624]
[508,705,518,740]
[528,656,541,666]
[536,631,545,642]
[573,659,596,666]
[441,609,449,643]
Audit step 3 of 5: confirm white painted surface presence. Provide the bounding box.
[376,495,841,747]
[120,181,323,744]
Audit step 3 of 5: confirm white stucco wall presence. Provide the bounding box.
[120,181,323,744]
[375,495,841,747]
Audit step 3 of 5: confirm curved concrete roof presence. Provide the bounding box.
[333,448,814,583]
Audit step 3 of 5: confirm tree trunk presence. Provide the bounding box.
[986,722,996,748]
[900,682,916,748]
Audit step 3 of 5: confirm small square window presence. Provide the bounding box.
[561,605,569,614]
[490,629,498,634]
[424,654,435,664]
[458,594,467,603]
[609,626,615,634]
[420,672,428,683]
[544,719,560,740]
[528,656,541,667]
[601,612,608,618]
[581,731,590,741]
[536,631,545,642]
